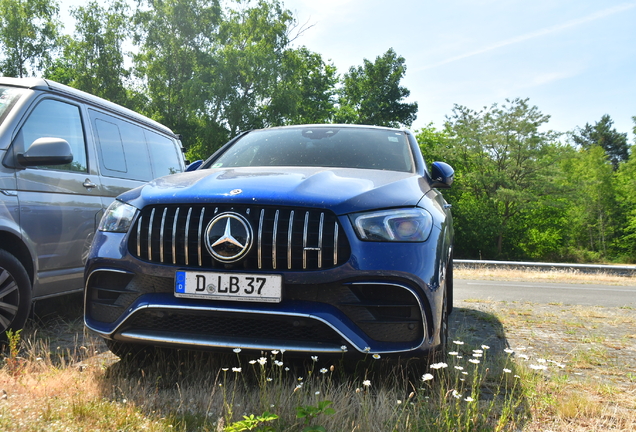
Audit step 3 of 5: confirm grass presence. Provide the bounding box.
[1,269,635,431]
[0,334,531,431]
[455,267,636,286]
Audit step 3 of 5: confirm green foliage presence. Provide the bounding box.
[44,0,132,107]
[440,98,563,258]
[1,0,634,263]
[5,328,21,358]
[559,145,619,257]
[209,0,293,134]
[264,46,338,126]
[417,102,636,262]
[225,411,278,431]
[336,48,418,127]
[132,0,344,160]
[571,114,630,170]
[416,103,636,262]
[0,0,60,77]
[3,329,23,375]
[0,0,421,161]
[296,400,335,432]
[133,0,222,154]
[615,151,636,261]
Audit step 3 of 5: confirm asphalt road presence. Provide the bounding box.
[455,279,636,307]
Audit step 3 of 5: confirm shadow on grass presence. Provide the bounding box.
[1,292,535,431]
[6,294,531,431]
[8,293,84,345]
[450,306,510,352]
[88,306,533,431]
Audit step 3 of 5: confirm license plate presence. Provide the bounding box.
[175,271,282,303]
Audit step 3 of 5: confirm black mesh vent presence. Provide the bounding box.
[86,273,173,324]
[128,205,351,271]
[286,283,424,343]
[124,309,345,346]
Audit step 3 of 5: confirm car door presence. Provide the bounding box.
[13,97,103,298]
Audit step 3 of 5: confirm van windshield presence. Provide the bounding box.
[0,86,26,126]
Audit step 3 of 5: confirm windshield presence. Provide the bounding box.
[0,86,26,126]
[208,126,414,172]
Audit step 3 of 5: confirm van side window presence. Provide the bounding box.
[94,119,126,172]
[19,99,87,172]
[146,129,182,177]
[89,109,153,182]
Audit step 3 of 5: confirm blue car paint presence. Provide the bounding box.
[84,125,454,358]
[85,212,448,355]
[123,167,429,215]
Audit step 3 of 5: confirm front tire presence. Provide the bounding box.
[0,249,32,340]
[432,259,452,361]
[438,287,449,355]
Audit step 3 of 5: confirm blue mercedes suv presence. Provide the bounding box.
[84,124,454,359]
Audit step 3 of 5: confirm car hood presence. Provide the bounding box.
[122,167,430,215]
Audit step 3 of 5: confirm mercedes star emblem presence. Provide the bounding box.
[204,212,253,262]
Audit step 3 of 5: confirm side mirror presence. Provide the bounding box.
[429,161,454,188]
[185,159,203,172]
[16,137,73,167]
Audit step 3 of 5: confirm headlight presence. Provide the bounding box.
[98,200,138,232]
[350,208,433,242]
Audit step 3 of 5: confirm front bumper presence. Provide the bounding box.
[84,227,446,356]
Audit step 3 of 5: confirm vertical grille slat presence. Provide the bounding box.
[272,210,279,270]
[318,212,324,269]
[130,205,350,271]
[303,211,309,270]
[184,208,192,266]
[172,208,180,264]
[148,208,155,260]
[197,208,205,267]
[136,216,142,257]
[334,223,339,266]
[258,209,264,269]
[159,207,167,263]
[287,210,294,270]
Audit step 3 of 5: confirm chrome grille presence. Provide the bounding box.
[128,205,350,271]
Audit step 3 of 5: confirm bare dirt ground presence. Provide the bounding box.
[454,268,636,385]
[452,268,636,430]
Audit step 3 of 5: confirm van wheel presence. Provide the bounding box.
[0,249,32,339]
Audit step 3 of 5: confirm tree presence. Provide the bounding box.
[0,0,60,77]
[133,0,222,153]
[336,48,417,127]
[560,145,619,259]
[45,0,132,107]
[615,117,636,261]
[264,46,338,126]
[205,0,294,136]
[571,114,629,170]
[442,98,562,258]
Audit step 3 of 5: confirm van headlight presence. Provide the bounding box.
[98,200,138,233]
[350,208,433,242]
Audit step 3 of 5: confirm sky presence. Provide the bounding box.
[58,0,636,137]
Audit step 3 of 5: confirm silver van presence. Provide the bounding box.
[0,77,185,336]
